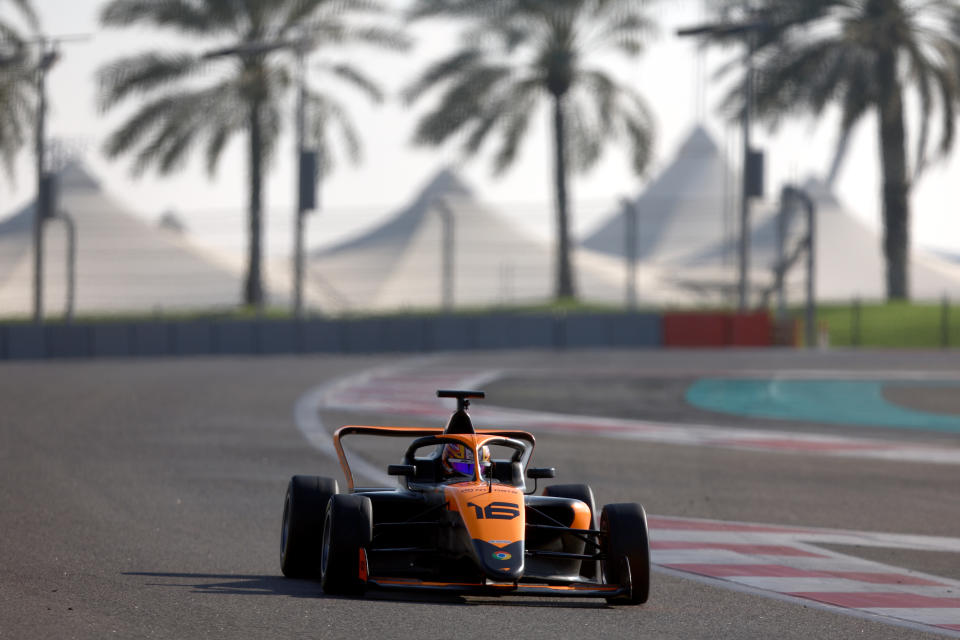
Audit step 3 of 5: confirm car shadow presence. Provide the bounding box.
[124,572,610,609]
[123,572,324,598]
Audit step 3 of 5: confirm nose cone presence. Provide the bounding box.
[473,540,524,581]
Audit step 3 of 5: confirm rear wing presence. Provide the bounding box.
[333,425,536,490]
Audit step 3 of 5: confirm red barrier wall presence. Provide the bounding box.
[663,311,772,347]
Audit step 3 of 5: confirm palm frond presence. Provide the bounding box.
[412,64,515,146]
[408,0,513,21]
[0,69,31,178]
[586,12,656,56]
[105,82,241,175]
[903,32,960,174]
[97,52,202,111]
[100,0,232,34]
[7,0,37,29]
[307,90,362,170]
[319,62,384,103]
[570,68,654,174]
[565,97,604,172]
[402,49,484,104]
[319,24,411,51]
[491,81,540,173]
[460,75,538,157]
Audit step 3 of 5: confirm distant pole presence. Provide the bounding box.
[738,37,755,312]
[793,189,817,349]
[33,40,53,323]
[292,44,307,320]
[781,186,816,348]
[775,190,787,320]
[60,212,76,322]
[29,35,88,323]
[942,295,950,349]
[437,200,454,312]
[806,191,816,348]
[852,297,861,348]
[622,198,638,310]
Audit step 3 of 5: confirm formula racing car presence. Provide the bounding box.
[280,390,650,604]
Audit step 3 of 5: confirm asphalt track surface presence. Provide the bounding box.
[2,349,959,639]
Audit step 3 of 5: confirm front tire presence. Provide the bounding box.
[320,494,373,596]
[280,475,338,578]
[601,502,650,605]
[543,483,599,579]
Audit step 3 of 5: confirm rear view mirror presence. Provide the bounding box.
[388,464,416,477]
[527,467,556,479]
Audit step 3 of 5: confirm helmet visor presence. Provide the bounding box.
[449,460,475,476]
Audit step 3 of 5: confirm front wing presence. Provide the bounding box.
[366,577,628,599]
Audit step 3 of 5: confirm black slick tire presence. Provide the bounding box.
[543,483,599,579]
[600,502,651,605]
[280,475,338,578]
[320,493,373,596]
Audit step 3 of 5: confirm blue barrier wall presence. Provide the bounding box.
[0,313,663,360]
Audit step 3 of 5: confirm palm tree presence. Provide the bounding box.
[0,0,37,178]
[98,0,407,308]
[702,0,960,300]
[405,0,656,300]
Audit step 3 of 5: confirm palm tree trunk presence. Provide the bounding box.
[244,101,265,308]
[877,51,910,301]
[551,94,575,300]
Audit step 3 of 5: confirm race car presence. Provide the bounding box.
[280,389,650,604]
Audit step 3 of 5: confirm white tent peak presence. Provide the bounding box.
[0,159,264,314]
[314,166,474,258]
[417,166,473,202]
[57,159,102,193]
[676,123,721,156]
[581,124,734,263]
[797,176,842,209]
[0,160,103,233]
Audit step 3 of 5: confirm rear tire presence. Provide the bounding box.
[320,494,373,596]
[280,475,338,578]
[600,502,650,605]
[543,484,599,579]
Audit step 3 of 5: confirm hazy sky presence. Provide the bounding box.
[3,0,959,261]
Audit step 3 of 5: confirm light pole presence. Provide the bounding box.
[293,45,308,319]
[203,36,319,317]
[436,199,454,312]
[33,40,60,323]
[677,20,769,312]
[11,34,91,323]
[622,198,639,310]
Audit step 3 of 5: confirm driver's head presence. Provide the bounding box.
[441,443,490,478]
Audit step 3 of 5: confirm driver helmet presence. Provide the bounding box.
[441,443,491,478]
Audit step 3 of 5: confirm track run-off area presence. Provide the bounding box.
[3,349,960,639]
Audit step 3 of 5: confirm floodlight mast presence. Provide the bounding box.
[677,19,769,312]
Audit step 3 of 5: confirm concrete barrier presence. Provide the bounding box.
[662,311,773,347]
[5,325,46,360]
[91,324,132,357]
[0,312,668,361]
[172,321,214,356]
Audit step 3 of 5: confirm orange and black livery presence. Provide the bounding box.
[279,390,651,604]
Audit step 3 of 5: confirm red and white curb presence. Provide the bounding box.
[314,359,960,466]
[650,515,960,637]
